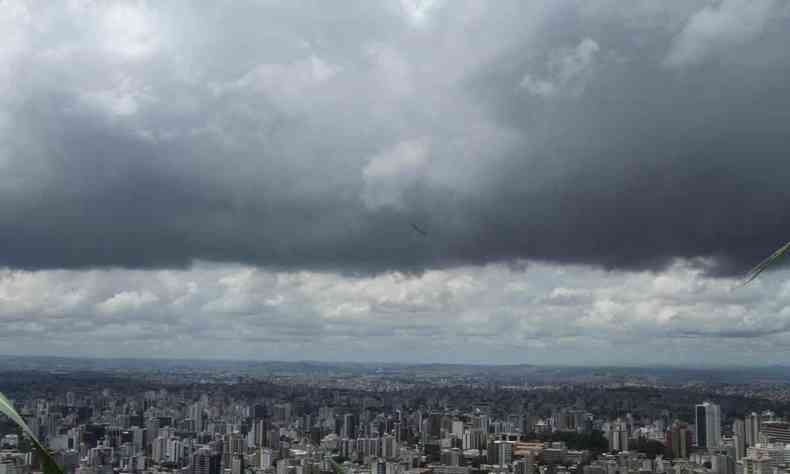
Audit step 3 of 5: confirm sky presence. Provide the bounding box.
[2,0,790,365]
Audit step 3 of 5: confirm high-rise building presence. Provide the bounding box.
[231,454,245,474]
[258,448,273,469]
[760,421,790,444]
[167,438,184,464]
[733,419,746,460]
[88,447,114,467]
[463,429,485,450]
[440,448,462,466]
[0,456,26,474]
[695,402,721,449]
[514,458,534,474]
[374,459,386,474]
[666,421,690,459]
[745,413,761,447]
[222,432,244,469]
[190,448,221,474]
[273,404,292,424]
[254,420,268,449]
[152,436,167,463]
[276,458,288,474]
[608,420,628,452]
[742,453,772,474]
[744,412,762,447]
[711,453,733,474]
[428,413,443,439]
[189,404,204,433]
[266,429,281,450]
[343,414,358,440]
[745,444,786,471]
[478,415,490,434]
[451,421,464,438]
[382,435,397,460]
[487,440,513,466]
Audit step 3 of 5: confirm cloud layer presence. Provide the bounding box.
[0,0,789,275]
[2,259,790,365]
[3,1,790,363]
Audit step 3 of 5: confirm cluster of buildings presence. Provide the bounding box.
[2,390,790,474]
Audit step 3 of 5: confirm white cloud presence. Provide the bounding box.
[0,1,33,97]
[220,55,341,111]
[519,76,557,98]
[0,260,789,365]
[97,290,159,315]
[361,139,429,210]
[665,0,779,68]
[80,76,156,117]
[365,43,414,98]
[399,0,445,27]
[99,3,162,60]
[521,38,600,98]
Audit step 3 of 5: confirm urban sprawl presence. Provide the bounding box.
[0,362,789,474]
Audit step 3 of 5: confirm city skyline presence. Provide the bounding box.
[2,360,790,474]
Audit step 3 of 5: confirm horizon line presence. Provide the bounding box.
[0,353,785,371]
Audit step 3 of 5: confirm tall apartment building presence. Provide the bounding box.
[695,402,721,449]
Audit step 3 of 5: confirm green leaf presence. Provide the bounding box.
[0,392,64,474]
[741,241,790,287]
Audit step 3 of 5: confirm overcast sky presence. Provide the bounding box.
[2,0,790,365]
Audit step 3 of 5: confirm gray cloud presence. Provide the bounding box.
[664,0,781,68]
[0,0,789,276]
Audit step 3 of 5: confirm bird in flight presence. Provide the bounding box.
[410,222,428,237]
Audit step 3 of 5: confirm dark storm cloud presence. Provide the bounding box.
[2,0,789,274]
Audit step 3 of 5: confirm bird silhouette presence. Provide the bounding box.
[410,222,428,237]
